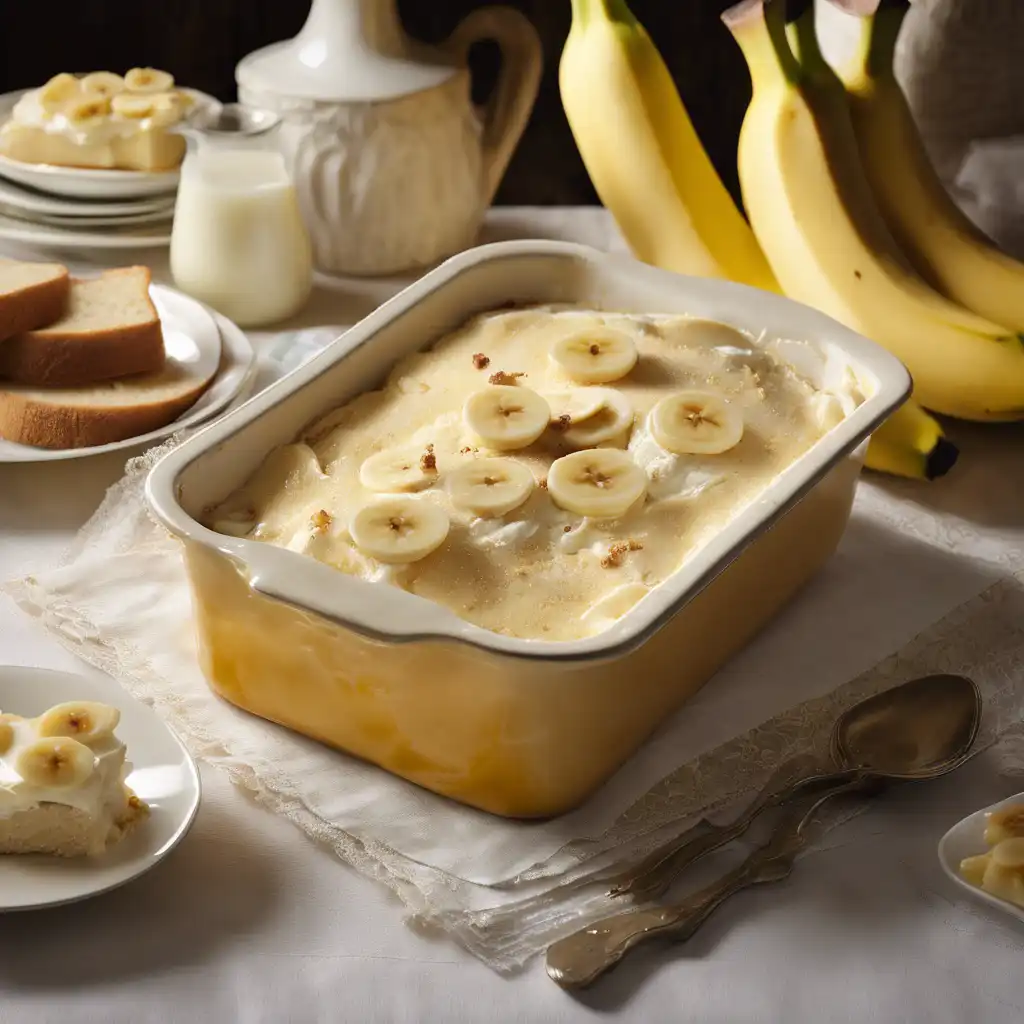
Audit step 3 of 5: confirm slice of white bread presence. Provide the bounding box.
[0,266,164,387]
[0,358,215,449]
[0,259,70,342]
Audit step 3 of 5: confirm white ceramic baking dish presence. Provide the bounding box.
[146,240,910,818]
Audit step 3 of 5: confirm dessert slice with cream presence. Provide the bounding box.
[0,69,192,171]
[0,701,147,856]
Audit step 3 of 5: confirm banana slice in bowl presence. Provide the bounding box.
[447,457,535,518]
[649,390,744,455]
[544,388,608,425]
[464,385,550,451]
[359,445,438,493]
[550,328,639,384]
[548,449,646,519]
[349,496,450,564]
[124,67,175,94]
[80,71,126,98]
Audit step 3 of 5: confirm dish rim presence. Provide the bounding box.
[145,239,912,664]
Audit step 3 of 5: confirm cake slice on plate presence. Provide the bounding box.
[0,701,148,857]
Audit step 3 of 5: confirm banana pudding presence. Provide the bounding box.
[960,803,1024,908]
[207,308,859,642]
[0,701,147,857]
[0,69,191,171]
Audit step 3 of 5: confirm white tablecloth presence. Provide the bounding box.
[2,208,1023,1024]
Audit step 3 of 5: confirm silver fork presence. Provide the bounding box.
[545,777,875,991]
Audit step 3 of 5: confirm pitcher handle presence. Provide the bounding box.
[446,6,543,207]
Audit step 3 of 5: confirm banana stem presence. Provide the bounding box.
[861,5,907,80]
[569,0,635,26]
[722,0,802,88]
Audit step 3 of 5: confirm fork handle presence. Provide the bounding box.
[606,767,856,900]
[548,844,797,990]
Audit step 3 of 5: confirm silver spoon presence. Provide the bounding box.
[546,777,878,990]
[603,673,981,903]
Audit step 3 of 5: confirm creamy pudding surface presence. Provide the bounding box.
[207,308,859,641]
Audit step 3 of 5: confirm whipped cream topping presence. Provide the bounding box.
[0,714,130,820]
[207,308,862,641]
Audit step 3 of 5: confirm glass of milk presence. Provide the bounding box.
[170,104,313,328]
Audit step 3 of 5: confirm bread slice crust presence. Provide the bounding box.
[0,260,70,342]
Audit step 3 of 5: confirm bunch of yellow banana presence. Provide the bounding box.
[559,0,961,479]
[725,0,1024,416]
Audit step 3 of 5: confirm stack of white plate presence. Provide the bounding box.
[0,88,197,251]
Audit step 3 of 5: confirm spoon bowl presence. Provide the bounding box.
[832,673,981,779]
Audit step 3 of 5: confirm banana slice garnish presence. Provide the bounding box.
[580,582,650,631]
[981,857,1024,906]
[547,449,646,519]
[124,67,175,94]
[544,389,607,424]
[359,446,438,493]
[80,71,125,98]
[0,715,14,756]
[463,385,550,451]
[65,94,112,128]
[111,94,157,119]
[550,327,639,384]
[349,497,449,564]
[446,457,534,518]
[36,701,121,746]
[38,73,80,114]
[985,805,1024,846]
[559,388,635,449]
[15,737,95,789]
[649,390,744,455]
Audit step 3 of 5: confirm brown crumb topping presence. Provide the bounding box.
[601,539,644,568]
[310,509,333,532]
[420,443,437,472]
[472,352,490,370]
[539,477,548,490]
[488,370,526,386]
[550,414,572,432]
[460,446,478,455]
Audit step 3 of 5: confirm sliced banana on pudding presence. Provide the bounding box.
[649,390,744,455]
[447,457,534,518]
[544,388,608,424]
[550,327,639,384]
[65,94,112,128]
[36,701,121,746]
[464,385,550,451]
[580,583,650,629]
[15,737,95,789]
[112,94,157,119]
[547,449,646,519]
[359,445,438,493]
[559,389,635,449]
[80,71,125,98]
[349,497,449,564]
[124,67,175,94]
[38,73,80,114]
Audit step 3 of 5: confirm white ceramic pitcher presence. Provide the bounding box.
[236,0,542,276]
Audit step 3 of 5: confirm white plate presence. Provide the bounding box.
[0,174,177,217]
[0,287,257,462]
[0,665,201,912]
[0,88,214,200]
[0,210,172,249]
[937,790,1024,923]
[0,203,174,228]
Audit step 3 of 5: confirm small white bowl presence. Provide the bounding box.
[938,791,1024,923]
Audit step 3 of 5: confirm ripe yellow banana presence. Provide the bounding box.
[559,0,954,478]
[835,0,1024,333]
[559,0,779,290]
[724,0,1024,423]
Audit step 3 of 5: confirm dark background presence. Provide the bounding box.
[0,1,752,206]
